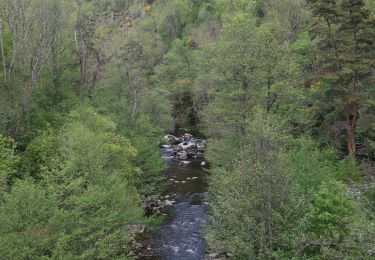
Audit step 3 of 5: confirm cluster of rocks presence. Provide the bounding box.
[144,195,176,215]
[160,133,206,162]
[128,224,147,256]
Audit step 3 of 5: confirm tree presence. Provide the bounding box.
[207,114,293,258]
[154,39,199,130]
[198,13,298,169]
[42,106,149,258]
[73,0,113,101]
[0,180,57,259]
[1,0,61,115]
[309,0,375,159]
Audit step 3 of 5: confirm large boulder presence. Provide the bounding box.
[161,134,180,145]
[178,141,196,151]
[182,133,193,141]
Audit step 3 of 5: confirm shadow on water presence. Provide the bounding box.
[137,147,208,260]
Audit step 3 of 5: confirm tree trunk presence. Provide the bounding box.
[345,104,357,160]
[0,22,6,83]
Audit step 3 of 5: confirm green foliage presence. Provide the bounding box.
[46,106,152,258]
[154,0,194,43]
[307,181,353,236]
[336,157,363,182]
[154,38,199,128]
[0,180,57,259]
[20,130,58,180]
[53,106,139,190]
[0,106,157,258]
[0,134,19,199]
[125,116,166,196]
[52,176,147,259]
[364,186,375,209]
[1,0,375,259]
[92,85,168,196]
[308,0,375,157]
[207,114,292,258]
[302,181,375,259]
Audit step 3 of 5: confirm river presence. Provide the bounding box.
[137,145,208,260]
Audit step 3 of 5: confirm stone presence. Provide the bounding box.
[208,253,219,258]
[178,141,196,151]
[178,151,188,160]
[183,133,193,140]
[180,160,191,165]
[201,161,206,166]
[165,199,175,206]
[162,134,180,145]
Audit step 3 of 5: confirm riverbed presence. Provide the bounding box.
[137,146,208,260]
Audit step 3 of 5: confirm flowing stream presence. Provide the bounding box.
[137,144,208,260]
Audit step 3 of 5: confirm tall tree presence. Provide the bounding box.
[309,0,375,159]
[1,0,62,135]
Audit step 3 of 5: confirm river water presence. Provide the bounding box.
[137,146,208,260]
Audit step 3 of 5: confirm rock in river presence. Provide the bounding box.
[177,151,188,160]
[162,134,180,145]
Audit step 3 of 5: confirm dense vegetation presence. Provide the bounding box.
[0,0,374,258]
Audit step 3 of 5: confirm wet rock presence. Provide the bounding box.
[162,134,180,145]
[137,132,208,258]
[197,143,205,152]
[182,133,193,140]
[165,199,175,206]
[180,160,191,165]
[206,253,219,259]
[196,152,204,159]
[201,161,206,167]
[161,133,206,161]
[144,195,177,215]
[178,141,196,151]
[129,224,146,237]
[177,151,188,160]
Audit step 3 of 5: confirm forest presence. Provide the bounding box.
[0,0,375,259]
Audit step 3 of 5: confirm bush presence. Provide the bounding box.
[0,134,19,199]
[0,180,57,259]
